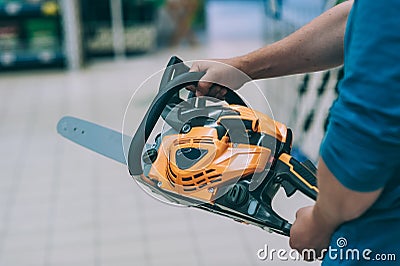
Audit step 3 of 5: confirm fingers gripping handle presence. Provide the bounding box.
[275,153,319,200]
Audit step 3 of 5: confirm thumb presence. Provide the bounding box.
[189,63,209,96]
[190,61,217,96]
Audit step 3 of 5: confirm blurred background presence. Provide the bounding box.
[0,0,342,265]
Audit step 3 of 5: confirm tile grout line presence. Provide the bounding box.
[0,85,42,262]
[91,76,102,266]
[132,185,152,266]
[43,132,64,266]
[92,148,101,266]
[237,225,259,266]
[43,79,69,266]
[185,210,205,266]
[0,82,14,263]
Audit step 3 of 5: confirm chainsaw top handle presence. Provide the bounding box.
[128,59,247,176]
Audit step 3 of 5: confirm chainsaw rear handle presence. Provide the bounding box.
[275,153,318,200]
[128,69,246,176]
[268,154,318,236]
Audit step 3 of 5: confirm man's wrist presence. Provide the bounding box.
[230,55,252,78]
[233,51,275,80]
[312,204,341,236]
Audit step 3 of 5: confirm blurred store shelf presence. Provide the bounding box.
[0,0,65,70]
[0,0,58,17]
[0,49,64,69]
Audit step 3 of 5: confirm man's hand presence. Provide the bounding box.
[187,58,250,99]
[289,206,334,261]
[290,159,383,261]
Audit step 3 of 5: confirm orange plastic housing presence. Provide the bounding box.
[146,105,288,203]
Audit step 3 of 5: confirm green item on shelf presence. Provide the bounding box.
[25,18,59,51]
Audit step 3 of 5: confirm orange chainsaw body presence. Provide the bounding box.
[145,105,288,202]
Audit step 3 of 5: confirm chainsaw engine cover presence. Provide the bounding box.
[123,59,288,206]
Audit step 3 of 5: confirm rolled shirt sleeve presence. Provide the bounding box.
[320,0,400,192]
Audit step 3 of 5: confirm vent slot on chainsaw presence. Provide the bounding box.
[166,166,223,192]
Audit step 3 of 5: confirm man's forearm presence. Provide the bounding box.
[235,1,353,80]
[313,159,383,233]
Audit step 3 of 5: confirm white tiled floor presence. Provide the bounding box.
[0,1,333,265]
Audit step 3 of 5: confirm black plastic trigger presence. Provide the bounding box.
[281,180,297,197]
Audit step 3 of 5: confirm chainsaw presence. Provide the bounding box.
[57,56,318,236]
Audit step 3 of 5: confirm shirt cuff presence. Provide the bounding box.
[320,120,394,192]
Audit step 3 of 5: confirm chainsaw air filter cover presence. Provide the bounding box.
[123,58,288,206]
